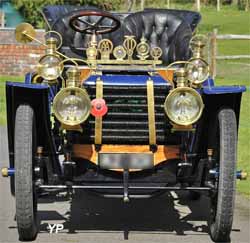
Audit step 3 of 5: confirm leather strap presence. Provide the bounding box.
[147,79,156,146]
[95,78,103,145]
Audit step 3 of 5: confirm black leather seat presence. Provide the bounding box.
[42,5,201,64]
[144,8,201,32]
[123,11,193,64]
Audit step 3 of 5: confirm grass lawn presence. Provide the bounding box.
[0,4,249,195]
[199,6,250,196]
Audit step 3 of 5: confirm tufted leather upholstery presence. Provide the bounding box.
[144,9,201,32]
[42,5,201,64]
[123,11,193,64]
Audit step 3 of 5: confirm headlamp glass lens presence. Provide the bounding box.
[38,55,62,81]
[187,59,209,84]
[165,88,204,126]
[53,88,91,126]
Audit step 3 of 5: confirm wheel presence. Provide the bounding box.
[208,108,237,242]
[15,105,38,241]
[68,9,120,34]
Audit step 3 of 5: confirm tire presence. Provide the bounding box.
[208,108,237,242]
[15,105,38,241]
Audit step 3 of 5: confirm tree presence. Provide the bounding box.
[217,0,220,11]
[11,0,122,27]
[237,0,249,10]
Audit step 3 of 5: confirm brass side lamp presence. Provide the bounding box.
[187,34,210,86]
[37,37,63,83]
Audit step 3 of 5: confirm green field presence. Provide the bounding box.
[0,5,249,195]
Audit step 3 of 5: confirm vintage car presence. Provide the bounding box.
[1,4,247,242]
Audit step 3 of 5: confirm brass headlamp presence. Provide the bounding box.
[164,62,204,126]
[186,35,210,85]
[53,67,91,126]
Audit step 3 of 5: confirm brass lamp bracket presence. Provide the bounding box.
[171,124,195,132]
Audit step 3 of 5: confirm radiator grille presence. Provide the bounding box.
[79,83,175,145]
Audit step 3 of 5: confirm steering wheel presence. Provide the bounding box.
[69,10,121,35]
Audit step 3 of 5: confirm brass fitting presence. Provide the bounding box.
[191,40,206,59]
[175,68,188,87]
[66,67,81,88]
[1,167,8,177]
[45,37,58,55]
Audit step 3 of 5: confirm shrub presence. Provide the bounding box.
[11,0,123,28]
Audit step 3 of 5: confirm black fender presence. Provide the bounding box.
[6,80,61,194]
[193,89,245,155]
